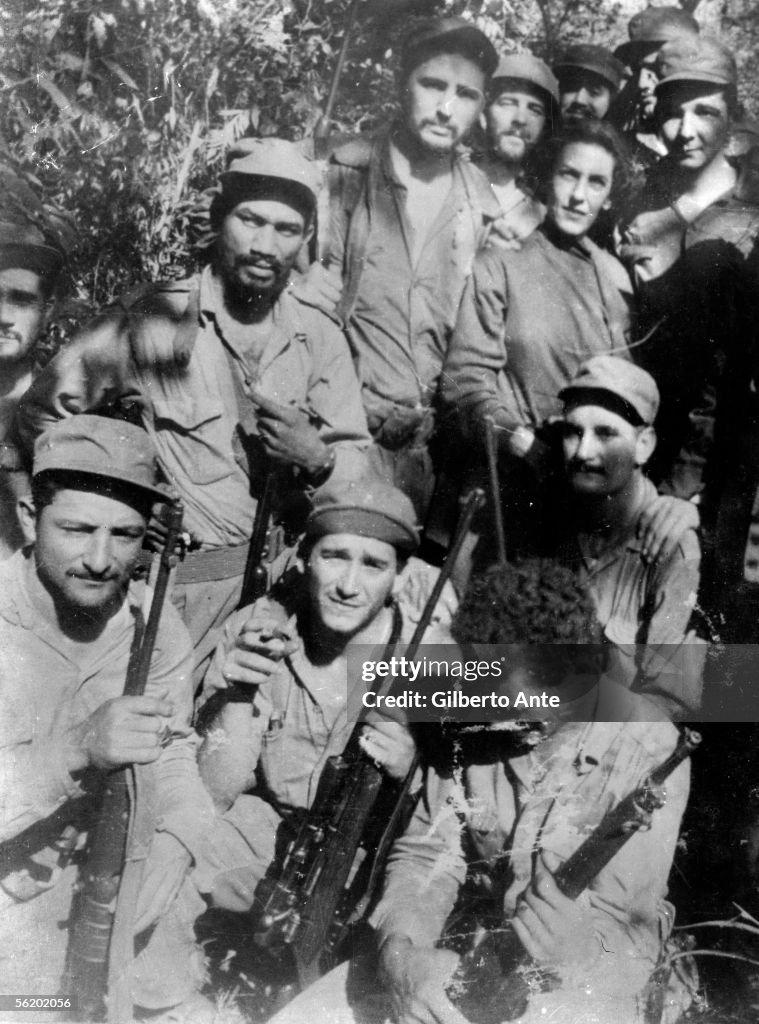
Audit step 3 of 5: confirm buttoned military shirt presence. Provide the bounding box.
[18,268,370,547]
[442,223,634,440]
[328,131,501,419]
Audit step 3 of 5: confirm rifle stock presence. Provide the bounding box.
[64,499,184,1022]
[448,727,701,1024]
[255,488,486,986]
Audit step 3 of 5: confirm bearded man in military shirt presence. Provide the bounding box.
[18,139,371,683]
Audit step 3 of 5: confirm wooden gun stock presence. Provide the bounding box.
[64,499,184,1022]
[449,727,701,1024]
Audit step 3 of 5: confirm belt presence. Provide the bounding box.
[175,542,249,585]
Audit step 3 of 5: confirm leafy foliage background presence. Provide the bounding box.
[1,0,758,318]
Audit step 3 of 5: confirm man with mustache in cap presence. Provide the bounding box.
[18,139,371,684]
[0,170,69,558]
[478,51,559,244]
[0,416,214,1020]
[555,356,704,718]
[553,43,626,125]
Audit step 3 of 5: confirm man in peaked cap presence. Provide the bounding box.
[0,170,69,559]
[616,35,759,641]
[18,137,371,686]
[553,43,626,124]
[478,51,559,242]
[555,356,704,716]
[612,5,700,148]
[193,476,437,927]
[0,416,214,1020]
[307,16,500,538]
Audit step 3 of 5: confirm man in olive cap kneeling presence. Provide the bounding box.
[195,476,429,916]
[0,416,214,1020]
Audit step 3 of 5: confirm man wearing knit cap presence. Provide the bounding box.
[555,356,704,716]
[18,137,371,685]
[312,17,500,532]
[0,170,70,559]
[0,416,214,1020]
[553,43,626,124]
[611,5,700,154]
[617,35,759,639]
[478,51,559,242]
[194,476,433,924]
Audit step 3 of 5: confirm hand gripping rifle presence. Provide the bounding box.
[447,727,702,1024]
[64,499,185,1023]
[254,488,486,989]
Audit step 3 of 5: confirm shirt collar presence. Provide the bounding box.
[198,264,220,321]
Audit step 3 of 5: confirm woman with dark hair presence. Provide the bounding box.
[441,119,635,554]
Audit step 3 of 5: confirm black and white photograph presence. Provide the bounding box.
[1,1,759,1022]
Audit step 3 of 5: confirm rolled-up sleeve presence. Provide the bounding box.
[148,604,214,861]
[306,315,371,481]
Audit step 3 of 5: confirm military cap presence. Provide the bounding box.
[615,6,699,66]
[553,44,626,93]
[33,416,168,502]
[490,52,560,107]
[656,35,737,90]
[219,137,320,218]
[400,16,498,77]
[559,355,660,426]
[306,477,420,554]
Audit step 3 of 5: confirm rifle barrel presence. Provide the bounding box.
[65,498,184,1022]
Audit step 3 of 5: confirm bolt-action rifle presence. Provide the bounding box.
[64,499,185,1023]
[447,727,702,1024]
[238,469,275,610]
[254,488,486,989]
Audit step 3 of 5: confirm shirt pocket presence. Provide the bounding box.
[151,396,233,485]
[259,727,315,813]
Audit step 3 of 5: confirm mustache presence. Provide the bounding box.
[565,105,593,116]
[234,253,282,273]
[67,570,122,582]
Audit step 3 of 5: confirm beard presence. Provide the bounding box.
[493,133,530,165]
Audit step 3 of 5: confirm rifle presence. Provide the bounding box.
[447,727,702,1024]
[64,499,185,1023]
[483,415,506,567]
[255,488,486,988]
[238,469,275,610]
[313,0,362,161]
